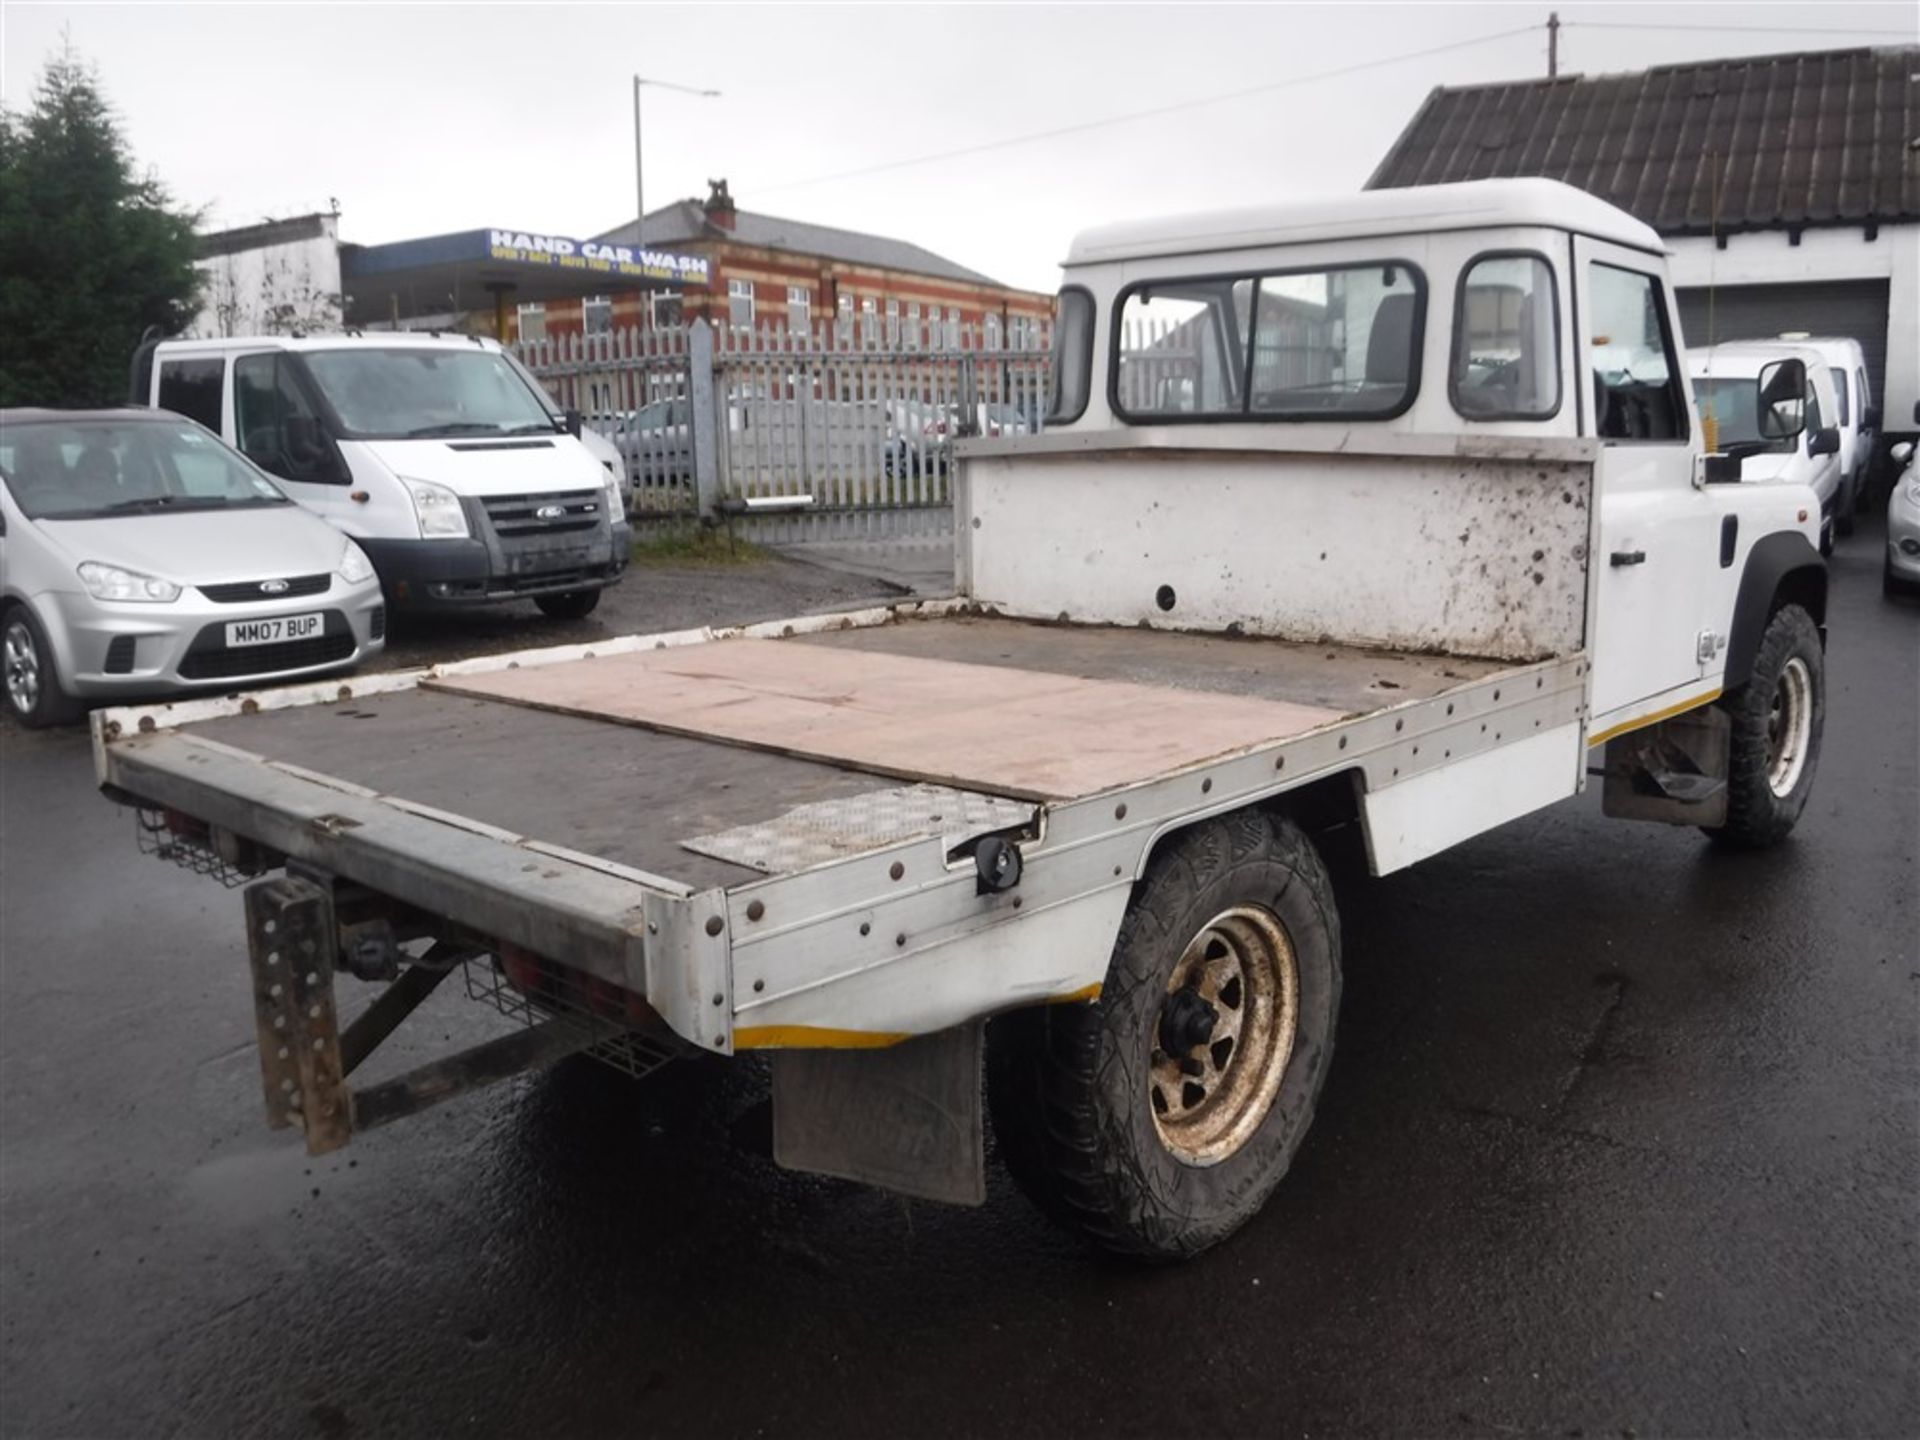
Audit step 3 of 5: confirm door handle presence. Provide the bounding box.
[1609,549,1647,567]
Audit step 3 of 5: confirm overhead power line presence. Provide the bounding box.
[751,23,1539,196]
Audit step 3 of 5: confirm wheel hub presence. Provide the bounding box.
[1158,986,1220,1068]
[4,621,40,715]
[1148,903,1301,1167]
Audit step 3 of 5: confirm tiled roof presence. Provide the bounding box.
[596,201,1010,288]
[1367,45,1920,235]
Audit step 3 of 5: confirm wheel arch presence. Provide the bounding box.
[1133,767,1370,881]
[1725,531,1827,692]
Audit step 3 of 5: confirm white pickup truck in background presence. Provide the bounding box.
[95,179,1830,1260]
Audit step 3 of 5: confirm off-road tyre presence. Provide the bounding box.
[1708,603,1824,849]
[3,604,81,729]
[535,589,601,620]
[986,809,1341,1261]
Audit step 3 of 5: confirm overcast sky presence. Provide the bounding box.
[3,1,1915,293]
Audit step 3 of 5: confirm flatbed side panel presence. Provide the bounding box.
[962,449,1593,661]
[728,656,1589,1044]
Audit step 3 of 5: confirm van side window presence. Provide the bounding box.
[1588,264,1687,443]
[233,354,340,484]
[1825,367,1850,427]
[1451,253,1559,420]
[1804,382,1823,435]
[156,358,224,433]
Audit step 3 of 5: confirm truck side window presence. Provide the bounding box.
[1588,264,1687,443]
[156,358,224,433]
[1047,287,1094,425]
[1828,368,1850,427]
[233,353,339,484]
[1451,253,1559,420]
[1116,278,1253,417]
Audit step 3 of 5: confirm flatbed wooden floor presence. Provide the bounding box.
[180,614,1511,891]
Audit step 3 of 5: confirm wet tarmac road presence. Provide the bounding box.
[2,533,1914,1439]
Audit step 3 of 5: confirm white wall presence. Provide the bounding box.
[189,217,344,338]
[1667,224,1918,429]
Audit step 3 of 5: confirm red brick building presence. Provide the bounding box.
[514,180,1053,346]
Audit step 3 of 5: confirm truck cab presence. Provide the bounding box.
[1024,177,1825,747]
[132,333,631,619]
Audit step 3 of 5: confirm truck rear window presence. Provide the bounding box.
[1112,263,1423,422]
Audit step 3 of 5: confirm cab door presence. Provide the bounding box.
[1575,239,1727,729]
[229,351,358,534]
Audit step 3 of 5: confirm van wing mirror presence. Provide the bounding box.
[563,408,585,438]
[1756,358,1807,441]
[1807,426,1841,457]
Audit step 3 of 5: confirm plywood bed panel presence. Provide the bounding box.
[424,637,1345,802]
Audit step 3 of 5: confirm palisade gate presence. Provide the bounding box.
[514,314,1054,541]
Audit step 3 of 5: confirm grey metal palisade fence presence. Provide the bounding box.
[515,315,1053,542]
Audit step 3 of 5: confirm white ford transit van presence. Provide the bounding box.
[133,334,630,618]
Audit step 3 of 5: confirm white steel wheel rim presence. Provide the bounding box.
[1149,904,1300,1167]
[4,619,39,717]
[1766,656,1813,798]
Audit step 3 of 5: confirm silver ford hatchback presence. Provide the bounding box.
[1,408,385,727]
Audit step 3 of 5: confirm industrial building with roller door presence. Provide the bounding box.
[1367,44,1918,482]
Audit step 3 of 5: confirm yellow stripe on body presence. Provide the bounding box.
[1587,689,1721,748]
[733,985,1105,1050]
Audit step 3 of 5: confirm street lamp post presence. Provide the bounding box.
[633,75,721,253]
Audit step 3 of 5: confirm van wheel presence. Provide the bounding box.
[986,810,1341,1261]
[3,606,81,729]
[535,590,600,620]
[1708,603,1824,849]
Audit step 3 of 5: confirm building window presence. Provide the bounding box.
[787,285,811,334]
[517,303,548,342]
[729,278,755,330]
[985,313,1002,349]
[945,306,962,348]
[906,302,922,349]
[650,292,683,328]
[583,295,613,337]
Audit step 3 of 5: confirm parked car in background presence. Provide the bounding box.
[973,402,1031,438]
[1778,333,1876,533]
[884,399,954,478]
[616,398,696,492]
[1690,341,1844,554]
[132,333,629,620]
[1,408,385,727]
[1886,440,1919,598]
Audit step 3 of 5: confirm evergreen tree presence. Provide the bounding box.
[0,44,202,406]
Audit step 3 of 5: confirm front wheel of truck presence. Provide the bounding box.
[986,810,1341,1261]
[1708,602,1825,849]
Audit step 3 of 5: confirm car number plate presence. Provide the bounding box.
[225,612,323,647]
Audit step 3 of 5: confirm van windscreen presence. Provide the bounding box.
[300,349,558,439]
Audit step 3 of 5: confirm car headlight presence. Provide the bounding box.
[337,538,376,585]
[603,466,626,523]
[77,561,180,603]
[402,477,470,539]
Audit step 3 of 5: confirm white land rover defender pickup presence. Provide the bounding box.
[95,180,1827,1259]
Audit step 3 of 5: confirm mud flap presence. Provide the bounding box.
[1601,703,1731,827]
[771,1022,985,1206]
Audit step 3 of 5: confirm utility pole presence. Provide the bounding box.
[632,75,722,253]
[1547,11,1560,79]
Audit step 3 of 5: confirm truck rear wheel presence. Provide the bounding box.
[1708,602,1824,848]
[986,810,1340,1261]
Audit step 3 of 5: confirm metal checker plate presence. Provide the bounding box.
[683,785,1035,875]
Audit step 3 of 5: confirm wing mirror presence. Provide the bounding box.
[563,408,585,438]
[1807,427,1841,457]
[1756,358,1807,441]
